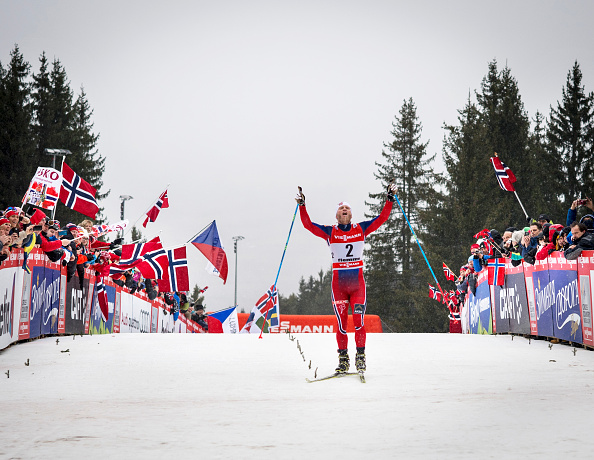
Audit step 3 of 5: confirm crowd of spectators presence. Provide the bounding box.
[0,205,209,331]
[453,196,594,302]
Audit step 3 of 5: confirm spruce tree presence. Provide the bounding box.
[31,56,107,224]
[364,98,445,332]
[476,60,532,227]
[0,45,35,209]
[547,61,594,206]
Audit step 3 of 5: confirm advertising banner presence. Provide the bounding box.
[64,274,90,335]
[548,253,582,343]
[112,286,121,333]
[491,282,508,334]
[468,269,492,334]
[151,304,159,333]
[27,265,44,339]
[158,304,175,333]
[524,258,554,337]
[119,291,152,333]
[577,251,594,347]
[0,261,23,350]
[503,261,531,335]
[41,261,61,336]
[88,282,117,335]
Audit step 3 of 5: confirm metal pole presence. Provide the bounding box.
[232,236,244,310]
[119,195,133,241]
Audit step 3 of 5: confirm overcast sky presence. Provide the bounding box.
[2,0,593,312]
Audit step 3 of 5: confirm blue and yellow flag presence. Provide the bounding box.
[22,233,37,274]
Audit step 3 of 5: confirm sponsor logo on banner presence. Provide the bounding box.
[0,274,16,339]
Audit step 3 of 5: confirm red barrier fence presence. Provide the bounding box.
[463,250,594,347]
[0,248,206,350]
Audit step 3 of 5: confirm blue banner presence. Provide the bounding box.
[532,270,554,337]
[41,266,60,335]
[28,266,45,339]
[468,276,492,334]
[550,269,583,343]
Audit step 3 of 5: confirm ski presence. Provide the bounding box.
[306,372,359,383]
[358,370,366,383]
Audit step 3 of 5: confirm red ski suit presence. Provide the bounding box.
[299,200,393,349]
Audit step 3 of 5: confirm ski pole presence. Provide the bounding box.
[391,191,448,302]
[259,203,299,339]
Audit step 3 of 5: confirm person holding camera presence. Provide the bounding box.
[566,197,594,231]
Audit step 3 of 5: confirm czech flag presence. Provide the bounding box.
[190,221,228,284]
[207,306,239,333]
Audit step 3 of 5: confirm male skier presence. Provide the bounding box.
[296,184,396,373]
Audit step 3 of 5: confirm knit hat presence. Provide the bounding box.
[0,218,9,226]
[4,209,18,218]
[29,209,47,226]
[511,230,524,245]
[336,201,351,214]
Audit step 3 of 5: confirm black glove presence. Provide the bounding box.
[386,183,397,202]
[295,186,305,206]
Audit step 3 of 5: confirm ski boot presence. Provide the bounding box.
[355,347,366,372]
[335,349,350,374]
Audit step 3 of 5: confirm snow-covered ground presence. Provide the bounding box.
[1,332,593,459]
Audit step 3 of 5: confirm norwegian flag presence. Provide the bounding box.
[59,162,99,219]
[487,258,506,286]
[490,155,517,192]
[158,246,190,292]
[119,237,163,266]
[96,278,109,322]
[443,263,456,282]
[428,283,443,302]
[133,248,170,280]
[143,189,169,228]
[473,228,490,240]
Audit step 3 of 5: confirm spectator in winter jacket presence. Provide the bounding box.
[536,224,564,260]
[191,304,208,331]
[556,227,571,252]
[565,222,594,260]
[488,229,507,258]
[521,223,541,255]
[537,214,552,226]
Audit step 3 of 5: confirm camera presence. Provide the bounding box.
[33,225,43,231]
[578,198,588,206]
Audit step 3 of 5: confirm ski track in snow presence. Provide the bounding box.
[1,333,593,459]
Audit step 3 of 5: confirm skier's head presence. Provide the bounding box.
[336,202,352,225]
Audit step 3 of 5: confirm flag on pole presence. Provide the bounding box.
[22,233,37,274]
[487,258,506,286]
[428,283,442,302]
[59,162,99,219]
[143,189,169,228]
[91,220,129,238]
[127,248,170,280]
[190,221,228,284]
[119,236,163,265]
[240,285,279,333]
[490,154,517,192]
[22,167,62,210]
[96,278,109,322]
[207,306,239,333]
[158,246,190,292]
[443,263,456,282]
